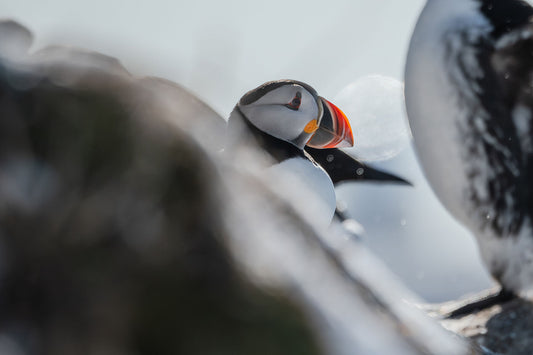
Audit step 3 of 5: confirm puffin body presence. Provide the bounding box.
[405,0,533,298]
[227,80,354,228]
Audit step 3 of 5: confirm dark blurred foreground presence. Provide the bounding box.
[0,21,321,355]
[0,20,478,355]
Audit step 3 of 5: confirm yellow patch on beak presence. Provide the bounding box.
[304,119,319,134]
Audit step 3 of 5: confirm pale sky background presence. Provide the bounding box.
[2,0,500,302]
[2,0,424,114]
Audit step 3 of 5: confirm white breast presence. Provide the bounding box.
[264,157,336,230]
[404,1,491,230]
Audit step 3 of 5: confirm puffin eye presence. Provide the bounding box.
[285,92,302,111]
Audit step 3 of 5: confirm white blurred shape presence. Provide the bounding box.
[335,75,411,162]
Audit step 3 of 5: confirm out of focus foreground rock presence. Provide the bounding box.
[0,20,320,355]
[0,20,472,355]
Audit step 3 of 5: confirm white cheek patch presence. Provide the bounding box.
[242,105,303,142]
[239,85,321,146]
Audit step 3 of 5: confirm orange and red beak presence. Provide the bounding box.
[306,97,354,149]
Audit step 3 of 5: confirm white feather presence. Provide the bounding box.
[264,157,336,230]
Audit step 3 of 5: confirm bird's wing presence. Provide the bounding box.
[490,23,533,224]
[492,23,533,115]
[439,22,533,234]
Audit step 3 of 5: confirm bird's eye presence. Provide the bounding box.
[285,92,302,110]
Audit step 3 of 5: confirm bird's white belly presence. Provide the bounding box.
[405,44,474,229]
[264,158,336,230]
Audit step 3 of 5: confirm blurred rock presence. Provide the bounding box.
[0,20,474,355]
[0,20,32,59]
[0,23,320,355]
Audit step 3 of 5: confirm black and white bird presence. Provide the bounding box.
[405,0,533,314]
[227,80,408,229]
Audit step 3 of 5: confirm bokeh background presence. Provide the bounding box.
[1,0,497,302]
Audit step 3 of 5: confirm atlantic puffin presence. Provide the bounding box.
[227,79,408,229]
[405,0,533,315]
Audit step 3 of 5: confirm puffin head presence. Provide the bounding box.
[237,80,354,150]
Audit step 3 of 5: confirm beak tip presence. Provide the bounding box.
[345,132,355,148]
[336,138,354,149]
